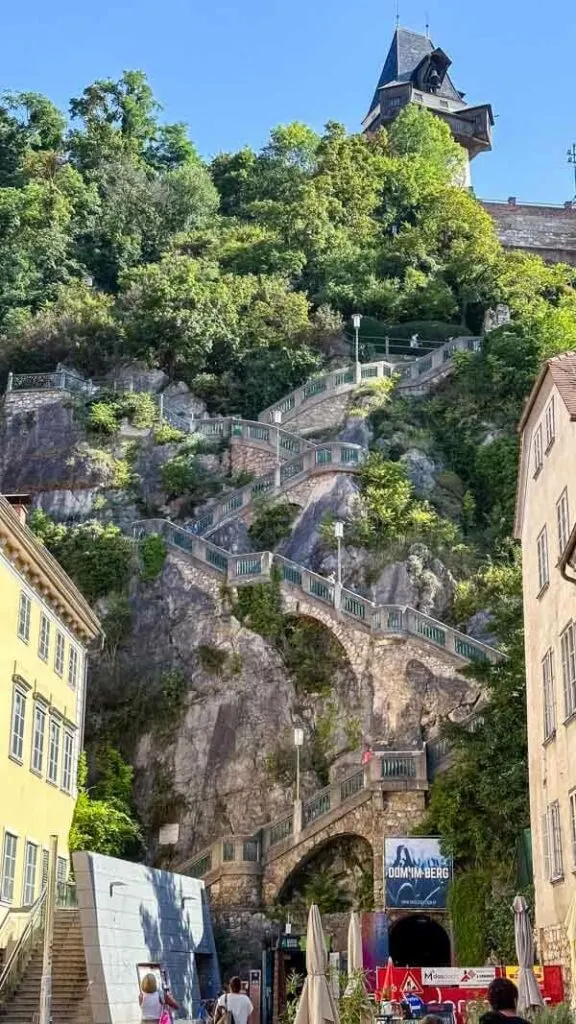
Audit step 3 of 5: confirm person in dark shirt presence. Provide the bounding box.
[480,978,530,1024]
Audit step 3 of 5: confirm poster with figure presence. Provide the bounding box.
[384,837,452,909]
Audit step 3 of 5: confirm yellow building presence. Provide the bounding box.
[0,495,100,931]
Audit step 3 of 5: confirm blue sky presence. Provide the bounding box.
[2,0,575,203]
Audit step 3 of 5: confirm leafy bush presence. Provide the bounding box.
[29,511,133,601]
[197,644,229,674]
[153,422,186,444]
[161,452,222,503]
[249,501,297,549]
[87,401,118,435]
[69,752,142,858]
[117,391,158,428]
[139,533,167,582]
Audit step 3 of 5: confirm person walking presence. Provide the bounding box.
[480,978,530,1024]
[139,973,179,1022]
[216,978,254,1024]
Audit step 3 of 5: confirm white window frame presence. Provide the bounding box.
[38,614,50,663]
[61,731,74,794]
[557,489,570,556]
[67,647,79,691]
[47,718,60,785]
[561,622,576,720]
[31,703,46,775]
[533,425,543,476]
[542,648,556,740]
[22,841,38,906]
[56,856,68,902]
[537,526,550,593]
[548,801,564,881]
[10,688,26,763]
[54,631,65,677]
[17,592,31,643]
[1,833,18,903]
[545,397,556,451]
[570,791,576,870]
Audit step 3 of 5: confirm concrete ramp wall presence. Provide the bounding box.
[73,851,220,1024]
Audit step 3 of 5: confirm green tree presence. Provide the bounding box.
[69,752,142,858]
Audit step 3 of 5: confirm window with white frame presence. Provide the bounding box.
[22,842,38,906]
[557,489,570,556]
[570,791,576,869]
[31,703,46,775]
[67,647,79,691]
[38,614,50,662]
[10,688,26,762]
[545,396,556,450]
[537,526,550,592]
[61,731,74,793]
[533,425,543,476]
[17,592,31,642]
[1,833,18,903]
[56,856,68,902]
[47,718,60,784]
[542,648,556,739]
[561,622,576,719]
[548,801,564,880]
[54,631,65,677]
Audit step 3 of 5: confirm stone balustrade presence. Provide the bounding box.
[191,442,364,536]
[258,337,481,425]
[131,518,501,666]
[182,750,428,881]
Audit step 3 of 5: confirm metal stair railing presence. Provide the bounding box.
[0,888,46,1005]
[131,518,501,666]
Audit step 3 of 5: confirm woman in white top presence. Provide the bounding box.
[139,973,179,1022]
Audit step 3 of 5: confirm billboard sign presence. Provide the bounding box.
[384,837,452,909]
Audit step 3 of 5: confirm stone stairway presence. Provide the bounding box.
[0,911,90,1024]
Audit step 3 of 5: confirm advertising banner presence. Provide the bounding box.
[422,968,496,988]
[384,837,452,909]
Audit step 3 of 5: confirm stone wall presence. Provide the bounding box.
[262,789,427,907]
[539,923,571,993]
[482,200,576,266]
[229,440,277,478]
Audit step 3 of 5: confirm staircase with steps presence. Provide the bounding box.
[0,911,90,1024]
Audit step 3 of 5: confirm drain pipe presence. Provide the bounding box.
[560,523,576,586]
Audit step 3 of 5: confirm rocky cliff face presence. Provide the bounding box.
[0,380,481,865]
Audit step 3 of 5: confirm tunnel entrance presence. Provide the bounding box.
[388,914,451,968]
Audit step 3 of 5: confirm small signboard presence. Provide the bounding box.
[158,823,180,845]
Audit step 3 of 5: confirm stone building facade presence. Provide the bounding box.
[514,352,576,984]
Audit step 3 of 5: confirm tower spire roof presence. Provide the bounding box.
[367,26,462,116]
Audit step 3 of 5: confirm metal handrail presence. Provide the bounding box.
[0,887,46,1001]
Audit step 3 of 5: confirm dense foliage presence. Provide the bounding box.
[7,72,576,932]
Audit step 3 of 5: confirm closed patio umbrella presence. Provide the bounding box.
[513,894,544,1012]
[348,911,363,976]
[294,905,340,1024]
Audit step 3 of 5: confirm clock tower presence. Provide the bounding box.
[363,27,493,184]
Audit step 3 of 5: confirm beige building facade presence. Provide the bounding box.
[514,353,576,970]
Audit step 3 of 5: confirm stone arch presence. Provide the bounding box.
[262,795,379,906]
[276,832,374,912]
[280,612,359,706]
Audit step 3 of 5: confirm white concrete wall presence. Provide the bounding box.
[73,852,220,1024]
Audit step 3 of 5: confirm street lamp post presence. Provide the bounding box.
[334,521,344,587]
[293,727,304,836]
[273,409,282,490]
[352,313,362,384]
[568,144,576,199]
